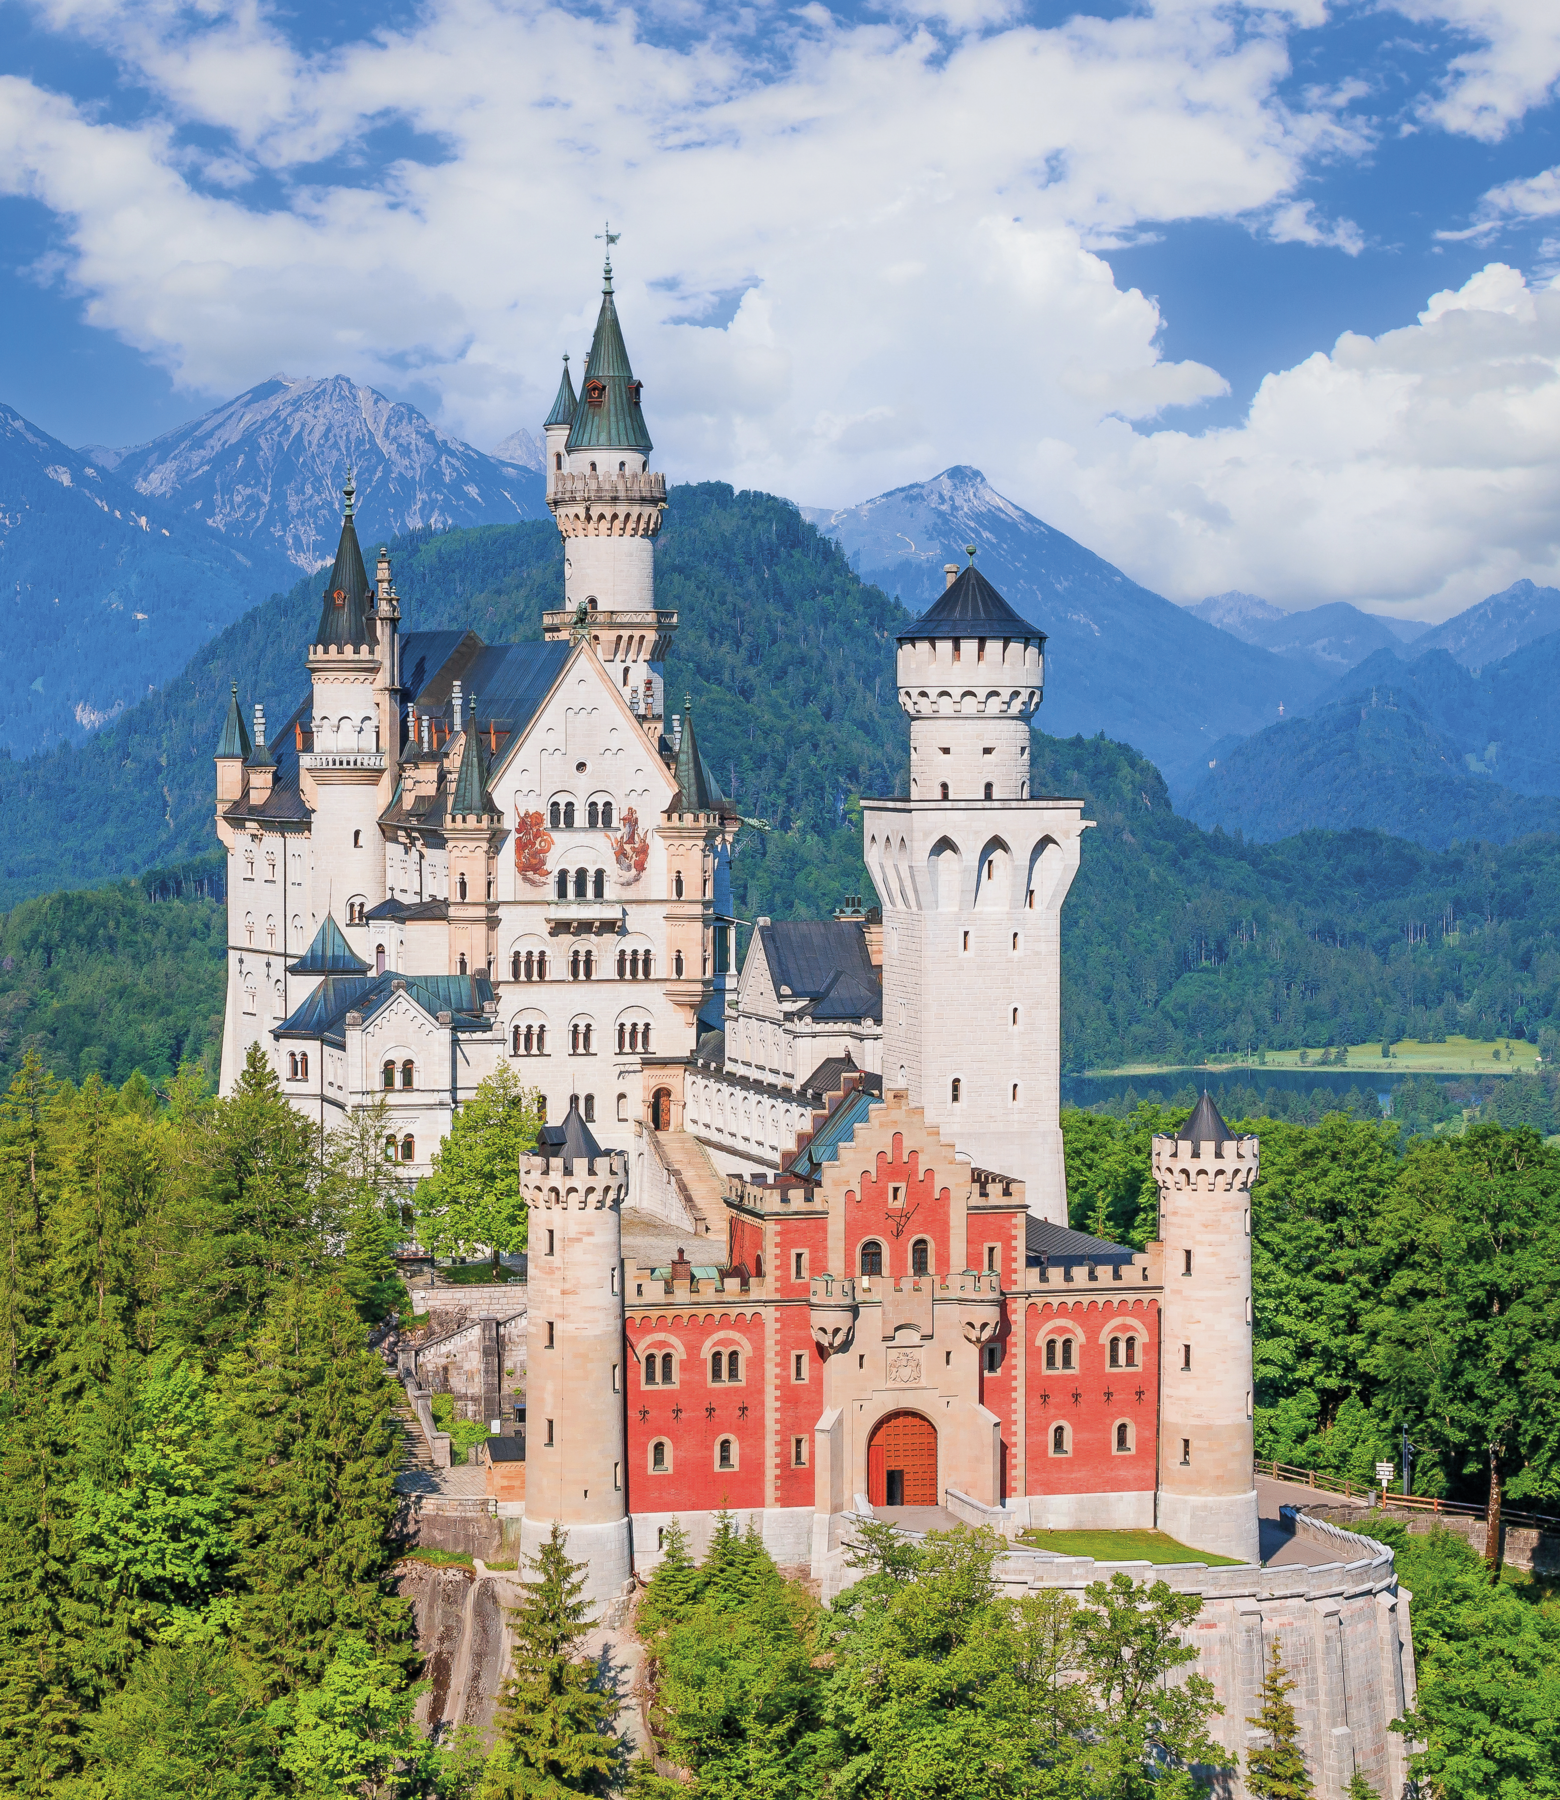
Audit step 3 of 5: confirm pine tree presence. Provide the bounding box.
[329,1100,410,1324]
[482,1522,620,1798]
[1342,1772,1379,1800]
[637,1519,700,1637]
[1246,1639,1314,1799]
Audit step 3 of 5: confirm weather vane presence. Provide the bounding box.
[596,222,620,251]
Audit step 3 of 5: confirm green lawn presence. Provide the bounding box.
[436,1262,524,1285]
[1016,1528,1244,1566]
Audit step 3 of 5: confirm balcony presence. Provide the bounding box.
[302,750,386,773]
[549,471,667,505]
[545,900,624,934]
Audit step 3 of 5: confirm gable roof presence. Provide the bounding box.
[276,969,495,1047]
[759,920,882,1022]
[313,478,374,650]
[1025,1216,1136,1271]
[784,1086,880,1181]
[899,564,1044,643]
[288,914,369,976]
[565,262,653,455]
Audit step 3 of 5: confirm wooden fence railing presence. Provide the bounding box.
[1255,1460,1560,1533]
[1253,1459,1380,1500]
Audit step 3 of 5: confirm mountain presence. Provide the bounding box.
[492,428,545,469]
[1188,591,1290,636]
[804,466,1327,795]
[1191,590,1429,665]
[1407,578,1560,669]
[0,402,293,755]
[91,375,548,572]
[1185,630,1560,846]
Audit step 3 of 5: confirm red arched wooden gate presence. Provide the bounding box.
[867,1410,938,1507]
[650,1087,672,1131]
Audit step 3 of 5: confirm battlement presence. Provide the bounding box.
[1151,1133,1260,1193]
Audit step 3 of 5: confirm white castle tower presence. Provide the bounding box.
[1152,1093,1261,1564]
[863,559,1091,1226]
[520,1105,632,1614]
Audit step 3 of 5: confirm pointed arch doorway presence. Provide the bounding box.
[867,1410,938,1507]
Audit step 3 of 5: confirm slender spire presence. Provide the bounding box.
[670,695,724,813]
[313,473,373,649]
[216,682,252,760]
[566,242,652,456]
[545,353,578,429]
[450,693,492,817]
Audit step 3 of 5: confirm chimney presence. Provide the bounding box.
[862,907,884,968]
[253,704,266,752]
[451,680,463,734]
[420,711,431,754]
[944,563,959,590]
[376,548,393,601]
[672,712,683,753]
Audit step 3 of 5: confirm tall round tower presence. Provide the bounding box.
[864,559,1091,1226]
[520,1104,632,1614]
[1152,1093,1260,1564]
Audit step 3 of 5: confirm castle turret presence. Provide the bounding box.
[864,556,1091,1226]
[215,682,252,805]
[544,251,673,723]
[1151,1094,1260,1564]
[520,1105,632,1615]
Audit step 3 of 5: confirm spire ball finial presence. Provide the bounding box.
[343,469,356,519]
[595,220,621,288]
[965,543,977,563]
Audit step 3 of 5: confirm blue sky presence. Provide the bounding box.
[3,0,1560,619]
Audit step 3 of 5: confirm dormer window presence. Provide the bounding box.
[628,382,642,405]
[585,379,606,404]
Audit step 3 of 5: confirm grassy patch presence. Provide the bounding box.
[1015,1528,1244,1566]
[399,1547,475,1568]
[485,1558,517,1571]
[436,1262,524,1285]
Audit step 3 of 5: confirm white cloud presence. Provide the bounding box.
[1266,199,1366,254]
[1474,162,1560,220]
[1390,0,1560,140]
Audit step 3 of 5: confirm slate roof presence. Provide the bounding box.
[798,1053,882,1099]
[275,970,496,1047]
[670,701,725,814]
[364,898,450,923]
[565,263,653,455]
[313,479,374,650]
[759,920,882,1022]
[1185,1091,1234,1147]
[899,564,1045,643]
[222,692,314,823]
[784,1087,880,1180]
[1025,1217,1136,1271]
[537,1103,605,1169]
[544,356,577,430]
[288,914,369,976]
[216,684,252,760]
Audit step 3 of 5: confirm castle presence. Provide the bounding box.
[215,253,1262,1582]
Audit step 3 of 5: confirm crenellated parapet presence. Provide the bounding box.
[1151,1133,1260,1196]
[520,1145,630,1212]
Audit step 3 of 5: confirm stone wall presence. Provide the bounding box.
[402,1310,525,1425]
[1301,1498,1560,1577]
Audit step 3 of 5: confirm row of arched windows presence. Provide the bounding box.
[1049,1422,1135,1455]
[649,1437,737,1472]
[381,1059,415,1090]
[858,1238,931,1278]
[616,1022,652,1052]
[640,1346,743,1387]
[616,949,652,979]
[570,1023,594,1054]
[383,1134,415,1162]
[286,1052,309,1080]
[508,948,656,981]
[556,868,607,900]
[548,800,614,829]
[513,1024,546,1055]
[1043,1333,1142,1371]
[570,949,594,980]
[513,951,548,980]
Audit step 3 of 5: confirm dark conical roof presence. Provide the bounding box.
[314,476,374,650]
[449,697,493,817]
[288,914,370,976]
[1185,1091,1233,1148]
[545,355,578,430]
[538,1099,605,1168]
[565,263,652,455]
[216,683,252,759]
[670,699,724,813]
[899,562,1045,642]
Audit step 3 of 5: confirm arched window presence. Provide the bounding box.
[376,943,386,975]
[674,872,684,899]
[717,1437,734,1470]
[401,1136,415,1162]
[458,954,468,975]
[513,1024,523,1055]
[617,1023,627,1052]
[588,801,600,828]
[288,1053,298,1079]
[537,951,547,980]
[512,952,522,981]
[550,801,562,828]
[1045,1338,1056,1371]
[652,1440,667,1470]
[1052,1424,1068,1456]
[401,1060,414,1089]
[673,950,684,977]
[617,950,627,979]
[726,1348,739,1380]
[940,782,950,799]
[384,1136,397,1161]
[860,1241,883,1277]
[1125,1337,1137,1367]
[641,952,652,980]
[583,1094,595,1122]
[556,870,569,900]
[299,1052,308,1078]
[570,949,581,980]
[602,802,613,827]
[644,1355,658,1386]
[458,873,468,901]
[951,1078,961,1103]
[660,1352,673,1383]
[911,1239,930,1276]
[1062,1338,1074,1370]
[1116,1422,1130,1452]
[984,782,993,800]
[571,868,585,899]
[583,950,594,980]
[711,1351,724,1382]
[1109,1337,1120,1368]
[629,949,640,980]
[382,1060,395,1090]
[593,869,605,899]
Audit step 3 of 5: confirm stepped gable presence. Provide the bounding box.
[899,560,1045,642]
[565,257,653,455]
[1185,1090,1234,1148]
[760,918,882,1021]
[215,683,252,760]
[287,913,369,976]
[544,355,578,430]
[313,476,374,649]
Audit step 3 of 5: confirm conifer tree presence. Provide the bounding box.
[482,1523,620,1798]
[637,1519,700,1637]
[1246,1639,1314,1799]
[330,1099,410,1324]
[1343,1771,1379,1799]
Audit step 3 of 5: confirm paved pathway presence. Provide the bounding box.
[1257,1475,1373,1567]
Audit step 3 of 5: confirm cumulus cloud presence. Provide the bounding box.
[1392,0,1560,141]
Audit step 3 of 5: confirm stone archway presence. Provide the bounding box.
[867,1409,938,1507]
[650,1086,672,1132]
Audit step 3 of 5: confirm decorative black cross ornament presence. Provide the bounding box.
[1071,1388,1082,1407]
[637,1407,649,1423]
[1040,1391,1050,1407]
[1135,1386,1146,1404]
[738,1403,749,1420]
[1102,1387,1114,1404]
[704,1403,716,1420]
[671,1404,682,1421]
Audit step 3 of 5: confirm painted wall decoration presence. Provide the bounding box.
[611,807,649,884]
[514,809,554,887]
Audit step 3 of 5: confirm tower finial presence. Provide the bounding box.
[965,543,976,564]
[596,221,620,289]
[344,468,356,519]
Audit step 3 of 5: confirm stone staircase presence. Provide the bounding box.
[393,1393,437,1474]
[646,1128,725,1233]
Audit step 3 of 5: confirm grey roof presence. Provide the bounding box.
[799,1053,882,1098]
[222,693,314,823]
[899,564,1045,643]
[1025,1217,1135,1268]
[670,701,724,813]
[449,712,493,818]
[565,264,653,455]
[216,684,252,760]
[1185,1091,1234,1148]
[760,920,882,1022]
[364,897,449,923]
[537,1103,605,1169]
[313,479,374,649]
[288,914,369,976]
[276,970,495,1047]
[544,356,577,430]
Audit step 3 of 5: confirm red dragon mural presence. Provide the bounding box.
[514,809,554,887]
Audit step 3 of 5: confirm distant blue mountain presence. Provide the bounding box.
[1406,578,1560,670]
[1190,594,1422,670]
[806,466,1326,795]
[0,403,293,754]
[91,374,547,573]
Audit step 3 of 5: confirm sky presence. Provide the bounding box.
[2,0,1560,622]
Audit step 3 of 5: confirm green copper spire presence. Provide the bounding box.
[565,245,653,457]
[671,696,723,813]
[216,682,252,760]
[544,353,577,430]
[313,472,373,649]
[450,694,493,817]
